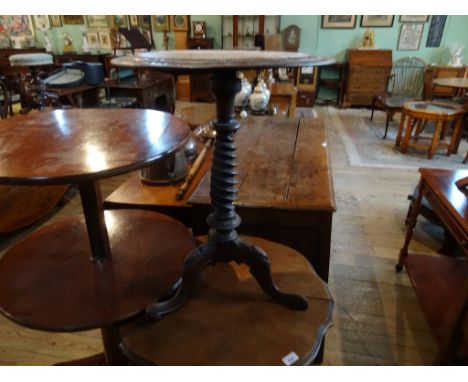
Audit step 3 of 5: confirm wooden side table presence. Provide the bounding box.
[396,168,468,364]
[0,109,196,365]
[396,101,465,159]
[111,50,335,321]
[119,236,334,366]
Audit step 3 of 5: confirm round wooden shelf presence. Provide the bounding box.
[119,236,334,366]
[0,209,196,332]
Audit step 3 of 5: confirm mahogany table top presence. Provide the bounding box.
[119,236,334,366]
[0,109,190,185]
[419,168,468,234]
[111,50,335,73]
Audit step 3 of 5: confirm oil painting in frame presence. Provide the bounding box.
[322,16,356,29]
[49,15,62,27]
[86,31,99,48]
[33,16,51,30]
[112,16,128,28]
[361,15,394,28]
[62,15,85,25]
[129,16,139,27]
[87,16,109,29]
[139,15,151,29]
[0,15,35,38]
[98,31,112,49]
[152,16,170,32]
[171,15,189,32]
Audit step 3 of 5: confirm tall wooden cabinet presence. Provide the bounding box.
[222,16,280,49]
[343,49,392,107]
[187,38,215,102]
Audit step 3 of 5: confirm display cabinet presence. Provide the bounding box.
[187,37,215,102]
[222,16,280,50]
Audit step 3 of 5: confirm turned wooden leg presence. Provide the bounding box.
[396,112,407,146]
[401,116,415,153]
[396,178,424,272]
[428,119,443,159]
[448,117,463,156]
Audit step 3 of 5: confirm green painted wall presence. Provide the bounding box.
[280,15,468,65]
[25,15,468,66]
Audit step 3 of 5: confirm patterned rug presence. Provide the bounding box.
[316,106,467,170]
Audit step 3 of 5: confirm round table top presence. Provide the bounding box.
[111,50,335,73]
[9,53,54,67]
[0,109,190,185]
[119,236,334,366]
[403,100,465,117]
[433,77,468,89]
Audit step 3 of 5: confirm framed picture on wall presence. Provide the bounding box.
[139,15,151,29]
[49,15,62,27]
[0,16,35,38]
[322,16,356,29]
[86,31,99,48]
[397,23,424,50]
[426,16,447,47]
[171,15,189,32]
[87,16,109,28]
[33,16,51,30]
[361,16,394,27]
[98,31,112,49]
[400,16,429,23]
[129,16,139,27]
[152,16,170,32]
[62,15,85,25]
[112,16,128,28]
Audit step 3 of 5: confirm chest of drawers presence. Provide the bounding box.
[343,49,392,107]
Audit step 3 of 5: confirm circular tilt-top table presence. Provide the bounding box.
[112,51,335,321]
[0,109,196,364]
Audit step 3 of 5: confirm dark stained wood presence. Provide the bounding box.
[0,209,195,332]
[105,74,175,112]
[78,180,111,260]
[110,53,335,321]
[397,168,468,364]
[0,109,190,185]
[111,50,335,73]
[105,117,336,281]
[0,184,68,234]
[119,236,334,366]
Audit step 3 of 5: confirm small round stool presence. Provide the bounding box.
[396,101,465,159]
[118,236,334,366]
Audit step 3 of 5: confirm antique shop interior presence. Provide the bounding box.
[0,9,467,369]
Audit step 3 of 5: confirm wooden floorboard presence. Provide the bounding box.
[0,104,460,365]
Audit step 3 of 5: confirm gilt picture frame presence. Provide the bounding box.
[49,15,62,27]
[112,16,128,29]
[62,15,85,25]
[322,16,356,29]
[0,15,35,38]
[152,16,170,32]
[86,16,109,29]
[171,15,189,32]
[98,31,112,49]
[33,16,51,30]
